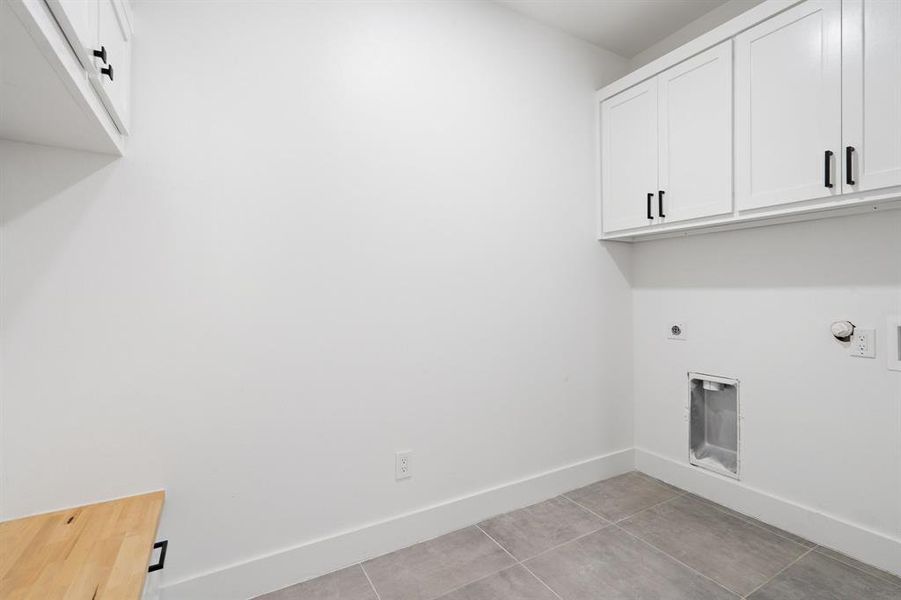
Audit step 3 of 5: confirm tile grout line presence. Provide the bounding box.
[612,522,744,598]
[559,493,615,522]
[519,562,566,600]
[517,524,612,564]
[411,526,519,600]
[564,486,880,598]
[560,487,684,525]
[355,484,682,600]
[559,493,742,598]
[475,524,518,563]
[740,546,815,599]
[811,546,901,590]
[359,562,383,600]
[613,489,688,524]
[474,524,568,600]
[688,495,815,549]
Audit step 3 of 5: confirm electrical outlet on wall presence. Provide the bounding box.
[395,450,412,480]
[850,328,876,358]
[668,323,687,341]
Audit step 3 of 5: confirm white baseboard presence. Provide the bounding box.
[635,447,901,578]
[160,448,635,600]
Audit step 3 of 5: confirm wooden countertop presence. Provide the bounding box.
[0,491,165,600]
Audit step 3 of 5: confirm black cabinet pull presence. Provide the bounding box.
[658,190,666,218]
[93,46,107,64]
[100,64,114,82]
[846,146,856,185]
[148,540,168,573]
[647,193,653,220]
[824,150,834,188]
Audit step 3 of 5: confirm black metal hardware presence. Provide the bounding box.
[101,64,114,82]
[93,46,107,64]
[148,540,168,573]
[658,190,666,218]
[824,150,834,188]
[647,193,653,220]
[846,146,856,185]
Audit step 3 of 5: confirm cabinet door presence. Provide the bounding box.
[843,0,901,194]
[90,0,131,134]
[734,0,842,211]
[601,78,658,233]
[45,0,99,69]
[658,41,733,223]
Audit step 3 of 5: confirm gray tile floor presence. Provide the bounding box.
[255,471,901,600]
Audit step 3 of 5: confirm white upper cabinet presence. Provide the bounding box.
[597,0,901,240]
[601,78,659,233]
[45,0,99,69]
[842,0,901,194]
[734,0,842,211]
[657,41,733,224]
[4,0,133,153]
[90,0,133,134]
[601,42,732,233]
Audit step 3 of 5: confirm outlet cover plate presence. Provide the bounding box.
[395,450,412,480]
[850,328,876,358]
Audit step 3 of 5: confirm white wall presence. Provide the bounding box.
[0,0,631,594]
[629,0,764,70]
[632,212,901,545]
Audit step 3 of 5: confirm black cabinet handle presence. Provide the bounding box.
[100,64,114,82]
[148,540,168,573]
[93,46,107,64]
[647,193,653,220]
[846,146,856,185]
[824,150,834,188]
[658,190,666,218]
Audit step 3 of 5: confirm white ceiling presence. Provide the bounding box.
[496,0,728,58]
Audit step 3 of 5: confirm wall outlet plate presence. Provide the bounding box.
[850,328,875,358]
[395,450,412,480]
[668,323,687,341]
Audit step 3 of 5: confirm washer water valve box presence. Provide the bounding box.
[688,373,740,479]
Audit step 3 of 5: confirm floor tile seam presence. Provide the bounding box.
[559,486,684,525]
[611,523,744,598]
[517,561,566,600]
[630,472,809,548]
[402,526,519,600]
[687,496,816,549]
[475,524,519,563]
[514,522,612,565]
[811,546,901,590]
[558,493,614,522]
[474,523,575,600]
[740,546,815,599]
[417,560,513,600]
[359,562,383,600]
[612,492,686,524]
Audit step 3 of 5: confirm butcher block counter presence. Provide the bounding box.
[0,491,165,600]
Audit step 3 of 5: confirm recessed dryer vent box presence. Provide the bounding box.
[688,373,739,479]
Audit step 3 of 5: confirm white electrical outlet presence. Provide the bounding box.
[395,451,412,480]
[668,323,687,341]
[850,328,876,358]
